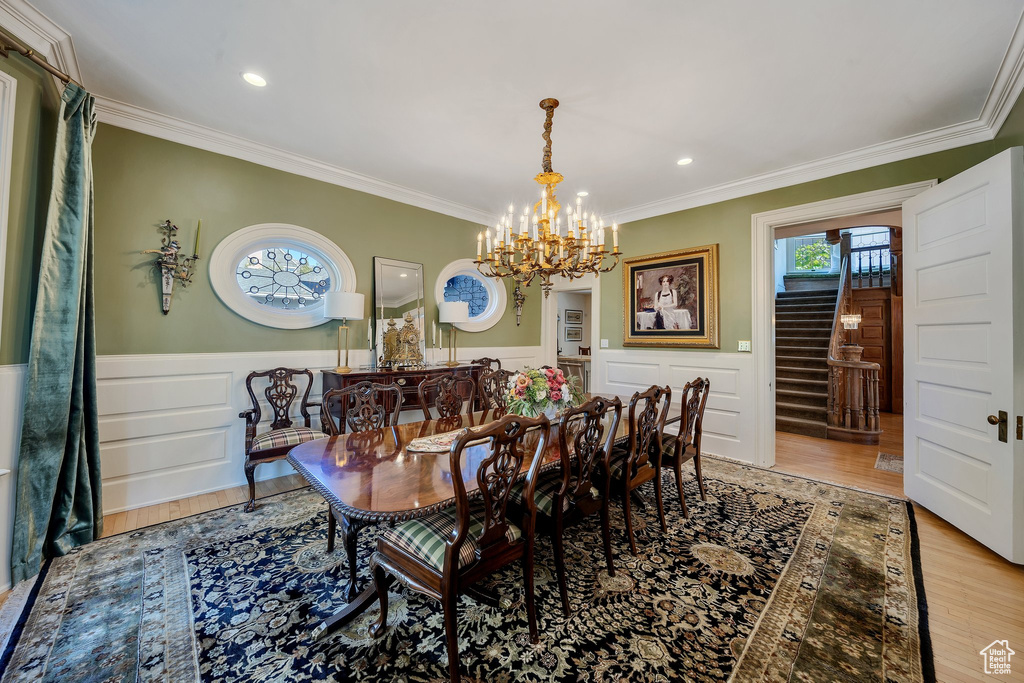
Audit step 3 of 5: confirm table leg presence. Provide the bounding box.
[339,514,366,603]
[310,582,383,642]
[465,584,513,610]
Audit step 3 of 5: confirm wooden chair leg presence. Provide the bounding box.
[442,588,462,683]
[327,509,336,553]
[673,460,688,519]
[551,514,570,616]
[653,467,668,532]
[623,485,638,556]
[523,537,539,644]
[368,554,390,638]
[243,459,258,513]
[693,453,707,501]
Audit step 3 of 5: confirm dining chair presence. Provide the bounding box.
[321,381,404,552]
[606,385,672,555]
[368,413,550,683]
[659,377,711,517]
[417,373,477,420]
[578,346,591,356]
[321,381,403,436]
[238,367,325,512]
[510,396,622,615]
[478,368,514,411]
[471,356,502,370]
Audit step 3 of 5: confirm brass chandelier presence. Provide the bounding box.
[473,98,620,297]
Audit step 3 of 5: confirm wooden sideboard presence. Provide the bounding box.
[322,364,483,415]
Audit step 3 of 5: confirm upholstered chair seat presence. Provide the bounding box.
[379,499,522,572]
[250,426,326,454]
[509,469,571,516]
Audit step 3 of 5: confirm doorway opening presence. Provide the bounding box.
[554,289,593,392]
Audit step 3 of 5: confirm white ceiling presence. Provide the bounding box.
[26,0,1024,224]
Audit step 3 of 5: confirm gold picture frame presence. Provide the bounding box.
[622,243,719,348]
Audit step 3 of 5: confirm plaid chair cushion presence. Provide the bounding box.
[509,470,570,517]
[380,500,522,572]
[607,447,630,480]
[251,426,325,453]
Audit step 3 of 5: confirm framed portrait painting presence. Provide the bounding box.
[622,243,719,348]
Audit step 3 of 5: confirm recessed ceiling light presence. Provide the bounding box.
[242,72,267,87]
[399,273,408,278]
[677,157,694,166]
[577,191,589,197]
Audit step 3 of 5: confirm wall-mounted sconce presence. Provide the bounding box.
[141,219,200,314]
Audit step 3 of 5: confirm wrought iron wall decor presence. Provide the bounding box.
[141,219,201,314]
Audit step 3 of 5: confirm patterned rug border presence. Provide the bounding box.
[0,456,934,682]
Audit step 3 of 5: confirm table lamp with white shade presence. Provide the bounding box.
[438,301,469,367]
[323,292,365,373]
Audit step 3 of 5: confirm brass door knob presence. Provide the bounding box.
[988,414,1005,425]
[989,411,1009,443]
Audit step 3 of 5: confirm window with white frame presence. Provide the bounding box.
[786,233,838,274]
[209,223,355,329]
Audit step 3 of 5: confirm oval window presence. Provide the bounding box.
[210,224,356,329]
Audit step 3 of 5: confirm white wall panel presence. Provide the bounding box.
[0,364,24,591]
[593,349,754,462]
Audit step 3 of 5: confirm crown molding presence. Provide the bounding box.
[92,96,493,225]
[9,0,1024,228]
[0,0,81,84]
[610,10,1024,225]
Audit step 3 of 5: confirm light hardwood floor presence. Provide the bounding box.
[776,413,1024,683]
[7,417,1022,682]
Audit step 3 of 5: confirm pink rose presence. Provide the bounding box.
[550,390,562,401]
[516,375,529,388]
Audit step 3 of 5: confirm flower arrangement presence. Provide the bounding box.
[506,366,585,418]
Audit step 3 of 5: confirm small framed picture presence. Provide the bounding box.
[565,309,583,325]
[565,327,583,342]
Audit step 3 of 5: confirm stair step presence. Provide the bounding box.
[776,289,839,299]
[775,303,835,312]
[776,401,828,421]
[777,345,829,358]
[777,335,832,347]
[777,388,828,407]
[777,311,832,320]
[777,377,829,392]
[778,366,827,382]
[775,295,837,304]
[776,319,833,330]
[776,327,831,338]
[776,415,829,439]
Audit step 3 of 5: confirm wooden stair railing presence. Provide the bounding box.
[825,234,882,444]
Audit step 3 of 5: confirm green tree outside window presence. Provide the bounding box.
[794,240,832,270]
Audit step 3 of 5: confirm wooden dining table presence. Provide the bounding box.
[286,396,682,641]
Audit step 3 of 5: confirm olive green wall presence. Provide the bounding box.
[90,125,539,356]
[604,96,1024,352]
[0,57,57,366]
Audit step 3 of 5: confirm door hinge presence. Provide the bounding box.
[1017,415,1022,441]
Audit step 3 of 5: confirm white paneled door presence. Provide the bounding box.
[902,147,1024,563]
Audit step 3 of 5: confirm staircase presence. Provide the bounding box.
[775,288,838,438]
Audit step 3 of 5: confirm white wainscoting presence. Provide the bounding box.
[0,364,26,591]
[94,346,543,515]
[591,349,755,463]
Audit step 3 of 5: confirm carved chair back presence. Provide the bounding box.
[446,414,550,569]
[478,368,514,411]
[624,385,672,479]
[578,346,591,356]
[471,356,502,370]
[557,396,622,503]
[322,381,403,436]
[417,373,477,420]
[243,367,315,431]
[673,377,710,448]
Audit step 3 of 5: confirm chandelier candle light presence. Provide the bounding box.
[474,98,620,297]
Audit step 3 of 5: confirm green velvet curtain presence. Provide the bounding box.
[11,83,101,585]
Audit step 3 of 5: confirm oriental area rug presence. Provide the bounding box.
[0,457,933,682]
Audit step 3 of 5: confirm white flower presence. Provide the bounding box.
[536,389,547,400]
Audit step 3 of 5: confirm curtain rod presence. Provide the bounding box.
[0,27,79,87]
